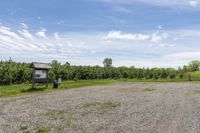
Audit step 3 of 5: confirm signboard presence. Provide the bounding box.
[35,70,47,79]
[30,62,52,88]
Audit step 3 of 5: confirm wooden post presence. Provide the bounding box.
[46,69,48,88]
[32,68,35,88]
[189,73,191,81]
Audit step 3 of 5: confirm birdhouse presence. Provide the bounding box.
[30,62,52,88]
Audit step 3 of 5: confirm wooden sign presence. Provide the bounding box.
[30,62,52,88]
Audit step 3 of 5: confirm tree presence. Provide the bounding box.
[188,60,200,71]
[103,58,112,67]
[49,60,61,80]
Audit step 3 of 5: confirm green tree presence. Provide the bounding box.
[103,58,112,67]
[188,60,200,71]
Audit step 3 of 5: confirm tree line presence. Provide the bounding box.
[0,58,200,85]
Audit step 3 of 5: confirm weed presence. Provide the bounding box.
[20,124,28,130]
[35,127,50,133]
[81,101,120,110]
[1,123,11,128]
[142,88,156,91]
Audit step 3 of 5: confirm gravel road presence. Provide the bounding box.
[1,82,200,133]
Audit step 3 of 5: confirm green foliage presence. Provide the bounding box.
[188,60,200,71]
[1,59,200,88]
[20,124,28,130]
[103,58,112,67]
[0,60,31,85]
[35,127,50,133]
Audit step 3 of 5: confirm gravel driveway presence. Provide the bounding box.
[1,82,200,133]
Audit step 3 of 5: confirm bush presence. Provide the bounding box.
[169,74,176,79]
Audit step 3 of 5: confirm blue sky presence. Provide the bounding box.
[0,0,200,67]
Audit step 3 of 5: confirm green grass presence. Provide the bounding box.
[20,124,28,130]
[192,89,200,94]
[59,79,117,89]
[124,78,188,82]
[42,110,74,130]
[142,88,156,91]
[35,127,50,133]
[183,71,200,81]
[43,110,65,120]
[1,123,11,128]
[81,101,121,110]
[0,79,117,97]
[1,74,200,98]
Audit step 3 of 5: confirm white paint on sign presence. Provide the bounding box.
[35,70,47,79]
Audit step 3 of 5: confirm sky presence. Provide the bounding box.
[0,0,200,68]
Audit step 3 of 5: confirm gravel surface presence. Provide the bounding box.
[1,82,200,133]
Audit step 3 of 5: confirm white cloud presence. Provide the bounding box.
[98,0,200,8]
[151,33,169,42]
[0,25,102,64]
[1,24,200,68]
[20,23,29,29]
[106,31,150,41]
[149,43,175,49]
[165,52,200,60]
[54,32,60,40]
[18,29,33,39]
[35,28,47,38]
[106,30,168,42]
[189,0,198,7]
[91,50,97,54]
[0,26,24,40]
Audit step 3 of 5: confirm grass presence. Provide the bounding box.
[35,127,50,133]
[81,102,98,108]
[43,110,65,120]
[42,110,74,130]
[0,79,117,97]
[183,71,200,81]
[1,75,200,97]
[142,87,156,91]
[124,78,189,82]
[59,79,117,89]
[20,124,28,130]
[101,101,121,109]
[192,89,200,94]
[1,123,11,128]
[81,101,120,110]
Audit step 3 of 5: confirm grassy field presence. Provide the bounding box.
[0,80,118,97]
[1,72,200,98]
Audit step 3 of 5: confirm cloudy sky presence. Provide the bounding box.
[0,0,200,67]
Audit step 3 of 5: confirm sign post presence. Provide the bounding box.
[30,62,52,88]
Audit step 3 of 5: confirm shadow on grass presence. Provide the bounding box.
[20,86,46,93]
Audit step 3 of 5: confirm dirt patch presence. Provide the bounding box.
[1,82,200,133]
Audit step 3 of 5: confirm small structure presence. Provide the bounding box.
[30,62,52,88]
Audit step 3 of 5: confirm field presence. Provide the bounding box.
[1,71,200,98]
[1,82,200,133]
[0,80,118,97]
